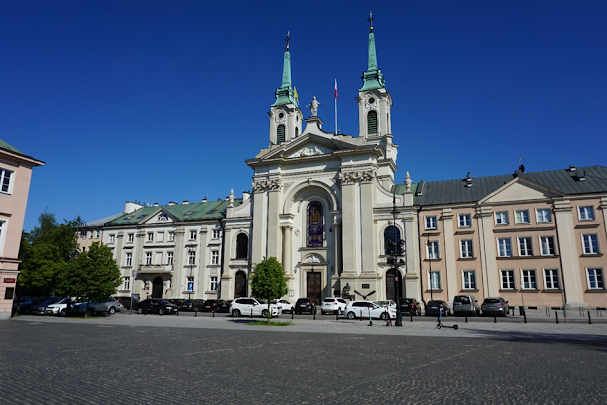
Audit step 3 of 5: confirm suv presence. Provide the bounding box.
[481,297,509,316]
[398,298,422,316]
[321,297,348,315]
[294,298,316,314]
[453,295,480,316]
[229,297,281,317]
[71,297,120,316]
[344,301,396,320]
[271,299,295,314]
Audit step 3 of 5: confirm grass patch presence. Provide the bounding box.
[247,320,293,326]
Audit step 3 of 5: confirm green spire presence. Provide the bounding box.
[360,12,385,91]
[273,32,298,107]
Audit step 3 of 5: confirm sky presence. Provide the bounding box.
[2,1,606,232]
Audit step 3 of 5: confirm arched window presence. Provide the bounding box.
[367,110,378,134]
[307,202,323,247]
[235,233,248,259]
[384,225,400,255]
[277,125,285,144]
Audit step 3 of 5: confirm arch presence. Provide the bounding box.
[234,271,247,298]
[282,181,339,215]
[307,201,324,247]
[385,268,404,302]
[367,110,378,134]
[277,125,285,144]
[383,225,401,255]
[235,233,248,259]
[152,277,163,298]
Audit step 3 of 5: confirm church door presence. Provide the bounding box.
[152,277,163,298]
[307,272,322,305]
[385,269,403,301]
[235,271,247,298]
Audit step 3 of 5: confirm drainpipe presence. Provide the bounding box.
[218,215,226,300]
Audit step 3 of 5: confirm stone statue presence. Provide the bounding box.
[307,96,321,116]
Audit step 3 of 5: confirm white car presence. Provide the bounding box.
[321,297,348,315]
[229,297,281,317]
[375,300,396,309]
[344,301,397,320]
[45,297,81,316]
[271,299,294,314]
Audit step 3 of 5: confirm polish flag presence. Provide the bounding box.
[334,79,338,99]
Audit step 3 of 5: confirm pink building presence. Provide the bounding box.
[0,139,44,320]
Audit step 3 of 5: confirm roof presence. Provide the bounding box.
[80,213,125,228]
[106,199,243,226]
[411,165,607,207]
[0,138,24,155]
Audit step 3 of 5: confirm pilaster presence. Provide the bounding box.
[442,208,457,302]
[476,206,498,297]
[360,179,376,275]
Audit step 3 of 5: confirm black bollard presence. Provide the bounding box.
[360,310,362,321]
[588,311,592,324]
[212,306,215,318]
[494,315,497,323]
[291,309,294,320]
[250,308,253,318]
[555,311,559,324]
[465,313,468,323]
[313,308,316,320]
[524,313,527,323]
[336,310,339,321]
[145,305,148,316]
[410,312,413,322]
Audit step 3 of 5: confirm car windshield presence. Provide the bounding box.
[427,301,441,305]
[455,297,470,303]
[484,299,500,304]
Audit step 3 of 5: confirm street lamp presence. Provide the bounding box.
[389,193,405,327]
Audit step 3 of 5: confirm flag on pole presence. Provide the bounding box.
[334,79,338,99]
[294,87,299,104]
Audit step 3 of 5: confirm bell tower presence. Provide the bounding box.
[357,13,392,140]
[269,32,303,146]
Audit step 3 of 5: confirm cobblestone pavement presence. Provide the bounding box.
[2,315,607,404]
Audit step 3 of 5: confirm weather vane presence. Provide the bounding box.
[368,11,374,32]
[285,31,291,50]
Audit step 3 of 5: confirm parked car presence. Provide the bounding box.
[30,298,62,315]
[167,298,186,307]
[217,300,232,313]
[71,297,121,316]
[453,295,481,316]
[181,299,206,312]
[481,297,510,316]
[425,300,450,317]
[135,299,179,315]
[45,297,82,316]
[320,297,348,315]
[200,299,220,312]
[375,300,396,309]
[272,299,295,314]
[18,297,47,314]
[115,296,139,311]
[398,298,422,316]
[344,301,397,320]
[294,298,316,314]
[229,297,281,317]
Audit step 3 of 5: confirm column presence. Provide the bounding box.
[476,206,498,298]
[360,179,376,275]
[251,186,266,265]
[282,224,293,275]
[340,181,358,275]
[267,181,282,259]
[554,199,585,307]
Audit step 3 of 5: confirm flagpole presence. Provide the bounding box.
[334,79,338,135]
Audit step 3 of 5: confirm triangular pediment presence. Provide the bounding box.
[480,177,565,204]
[142,209,177,225]
[258,133,360,161]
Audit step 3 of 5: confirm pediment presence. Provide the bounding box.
[142,209,177,225]
[259,133,358,161]
[480,178,564,204]
[288,143,335,158]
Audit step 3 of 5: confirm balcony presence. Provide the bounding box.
[137,264,174,274]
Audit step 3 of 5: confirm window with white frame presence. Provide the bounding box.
[109,234,115,244]
[211,250,219,265]
[213,229,221,239]
[495,211,509,225]
[89,231,93,239]
[536,209,551,223]
[582,234,599,254]
[124,276,130,290]
[155,252,163,265]
[189,230,197,240]
[168,232,175,242]
[188,250,196,265]
[501,270,515,290]
[157,232,164,242]
[127,233,134,242]
[0,168,14,194]
[167,252,173,265]
[125,253,132,266]
[458,214,471,228]
[145,252,152,265]
[425,216,437,230]
[578,206,595,221]
[427,241,439,259]
[429,271,441,290]
[540,236,556,256]
[518,237,533,256]
[460,240,474,258]
[95,230,100,239]
[463,270,476,290]
[497,238,512,257]
[147,232,153,242]
[521,269,537,290]
[544,269,560,290]
[515,210,530,224]
[587,268,604,289]
[210,276,218,291]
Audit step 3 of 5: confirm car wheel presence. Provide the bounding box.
[261,309,268,318]
[380,312,389,321]
[233,309,241,317]
[347,311,355,320]
[60,309,66,316]
[108,307,116,315]
[159,308,165,315]
[137,308,143,314]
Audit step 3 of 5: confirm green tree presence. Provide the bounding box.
[58,242,122,306]
[251,257,288,321]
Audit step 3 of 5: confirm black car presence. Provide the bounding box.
[115,296,139,311]
[201,299,221,312]
[294,298,316,314]
[181,299,205,312]
[398,298,422,316]
[217,300,232,313]
[425,300,450,317]
[18,297,47,314]
[135,299,179,315]
[167,298,186,307]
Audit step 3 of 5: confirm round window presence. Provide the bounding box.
[368,97,375,104]
[279,112,285,118]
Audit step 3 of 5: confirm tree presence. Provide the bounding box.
[251,257,288,321]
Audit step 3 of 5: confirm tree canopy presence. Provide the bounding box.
[251,257,288,320]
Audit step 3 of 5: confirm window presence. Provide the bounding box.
[89,231,93,239]
[458,214,471,228]
[518,237,533,256]
[582,234,599,254]
[495,211,509,225]
[497,238,512,257]
[367,110,378,134]
[80,230,86,239]
[147,233,153,242]
[515,210,530,224]
[425,216,437,230]
[109,234,115,244]
[544,269,560,290]
[4,287,14,300]
[459,240,474,258]
[521,269,537,290]
[463,270,476,290]
[189,230,197,240]
[501,270,515,290]
[0,168,13,194]
[587,268,604,289]
[235,233,248,259]
[125,253,132,266]
[211,250,219,265]
[188,250,196,265]
[157,232,164,242]
[579,206,595,221]
[427,241,439,260]
[213,229,221,239]
[540,236,556,256]
[187,277,194,292]
[210,276,218,291]
[145,252,152,265]
[307,201,323,247]
[536,209,551,223]
[384,226,400,255]
[168,232,175,242]
[167,252,173,265]
[95,230,100,239]
[124,276,130,290]
[429,271,441,290]
[277,124,285,144]
[128,233,134,242]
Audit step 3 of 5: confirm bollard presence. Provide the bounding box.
[465,313,468,323]
[212,306,215,318]
[524,313,527,323]
[410,312,413,322]
[579,307,583,317]
[250,308,253,318]
[494,315,497,323]
[555,311,559,324]
[336,310,339,321]
[145,305,148,316]
[291,309,294,320]
[313,309,316,320]
[176,310,178,316]
[194,308,197,317]
[360,310,362,321]
[588,311,592,324]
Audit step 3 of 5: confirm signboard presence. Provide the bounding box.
[188,282,194,291]
[3,278,16,283]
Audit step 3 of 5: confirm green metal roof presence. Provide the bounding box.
[0,138,25,155]
[360,32,385,91]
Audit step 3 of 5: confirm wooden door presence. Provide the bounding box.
[307,272,321,305]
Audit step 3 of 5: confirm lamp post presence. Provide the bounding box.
[390,193,404,327]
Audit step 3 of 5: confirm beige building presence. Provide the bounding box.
[0,139,44,319]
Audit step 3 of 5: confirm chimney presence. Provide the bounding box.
[202,197,207,203]
[242,191,250,201]
[168,201,177,206]
[154,203,159,207]
[183,200,189,205]
[465,172,472,187]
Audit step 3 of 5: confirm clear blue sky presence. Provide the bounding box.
[2,1,606,231]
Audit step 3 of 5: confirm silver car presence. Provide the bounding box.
[481,297,510,316]
[452,295,480,316]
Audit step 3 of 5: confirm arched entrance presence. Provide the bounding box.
[385,268,404,301]
[152,277,163,298]
[234,271,247,298]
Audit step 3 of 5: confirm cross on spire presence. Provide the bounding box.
[368,11,374,32]
[285,31,291,50]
